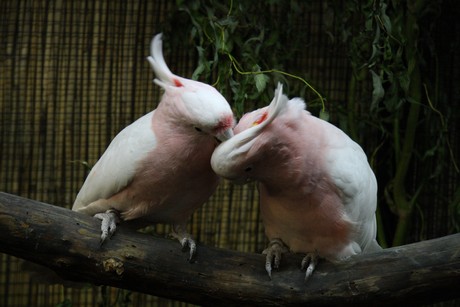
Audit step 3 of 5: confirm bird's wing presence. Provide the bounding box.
[323,126,379,250]
[72,111,157,211]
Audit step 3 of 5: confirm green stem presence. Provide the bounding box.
[376,205,388,248]
[226,53,326,113]
[392,97,421,246]
[392,7,422,246]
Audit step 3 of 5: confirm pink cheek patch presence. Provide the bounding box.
[214,115,235,133]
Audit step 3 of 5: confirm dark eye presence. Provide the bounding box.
[245,166,253,172]
[194,127,202,132]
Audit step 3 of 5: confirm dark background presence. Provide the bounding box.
[1,0,458,305]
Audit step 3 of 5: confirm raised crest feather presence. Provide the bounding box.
[146,33,180,88]
[210,83,289,169]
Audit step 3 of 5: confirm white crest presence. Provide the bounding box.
[146,33,181,88]
[211,83,289,175]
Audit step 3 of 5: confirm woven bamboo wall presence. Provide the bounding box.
[0,1,201,305]
[0,1,282,305]
[1,0,458,306]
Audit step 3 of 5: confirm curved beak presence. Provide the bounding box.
[215,128,234,142]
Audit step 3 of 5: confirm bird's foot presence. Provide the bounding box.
[170,224,196,262]
[262,238,289,279]
[94,209,120,245]
[301,252,319,281]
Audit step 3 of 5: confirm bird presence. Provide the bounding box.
[72,33,235,260]
[211,83,381,280]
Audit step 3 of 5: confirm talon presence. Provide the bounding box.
[180,237,188,249]
[94,210,120,245]
[301,255,310,270]
[179,237,196,261]
[188,240,196,262]
[263,249,274,278]
[301,252,319,282]
[265,260,272,279]
[171,224,196,262]
[262,239,288,279]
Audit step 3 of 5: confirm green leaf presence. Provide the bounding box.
[398,73,410,93]
[192,63,206,80]
[370,70,385,111]
[319,109,330,121]
[254,73,269,93]
[380,3,392,33]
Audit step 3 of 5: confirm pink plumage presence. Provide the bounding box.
[73,33,234,260]
[211,83,380,279]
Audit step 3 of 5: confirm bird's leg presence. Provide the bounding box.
[262,238,289,279]
[94,209,120,245]
[301,252,319,281]
[170,224,196,262]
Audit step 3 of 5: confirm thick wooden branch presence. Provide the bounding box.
[0,192,459,306]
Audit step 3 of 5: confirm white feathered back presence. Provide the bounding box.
[73,112,157,211]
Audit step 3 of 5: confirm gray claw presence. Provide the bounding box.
[301,252,319,281]
[94,210,120,245]
[171,224,196,262]
[265,259,273,279]
[187,238,197,261]
[262,239,288,279]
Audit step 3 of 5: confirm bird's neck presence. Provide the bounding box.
[157,91,183,114]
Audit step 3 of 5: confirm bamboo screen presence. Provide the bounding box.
[1,0,459,306]
[0,1,277,305]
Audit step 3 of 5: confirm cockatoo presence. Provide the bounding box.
[72,33,235,260]
[211,83,381,280]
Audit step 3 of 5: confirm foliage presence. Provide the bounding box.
[165,0,326,118]
[327,0,458,246]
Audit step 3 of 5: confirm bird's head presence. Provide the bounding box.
[177,82,235,142]
[211,83,289,182]
[147,33,234,142]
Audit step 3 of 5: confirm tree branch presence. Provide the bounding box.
[0,192,459,306]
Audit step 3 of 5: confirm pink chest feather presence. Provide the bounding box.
[111,134,218,223]
[259,179,353,259]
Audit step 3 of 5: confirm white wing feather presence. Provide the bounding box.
[324,129,380,252]
[72,111,157,211]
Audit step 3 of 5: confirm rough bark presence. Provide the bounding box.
[0,192,459,306]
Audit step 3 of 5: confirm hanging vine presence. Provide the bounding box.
[327,0,458,246]
[165,0,326,118]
